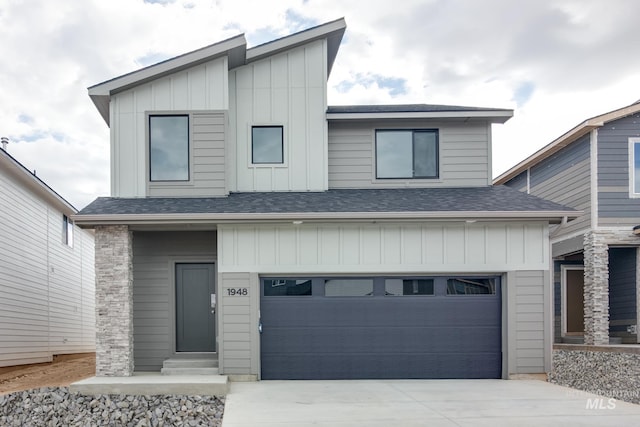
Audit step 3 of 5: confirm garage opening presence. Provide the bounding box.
[260,276,502,380]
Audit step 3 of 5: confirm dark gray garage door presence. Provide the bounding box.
[260,276,501,380]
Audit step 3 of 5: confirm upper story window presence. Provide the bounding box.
[375,129,438,179]
[149,115,189,181]
[252,126,283,164]
[630,138,640,197]
[63,214,73,247]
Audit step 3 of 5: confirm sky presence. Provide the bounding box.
[1,0,640,209]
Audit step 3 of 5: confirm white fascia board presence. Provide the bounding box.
[326,110,513,123]
[88,35,247,125]
[72,209,578,226]
[246,18,346,70]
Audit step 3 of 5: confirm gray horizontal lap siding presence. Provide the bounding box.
[132,231,216,371]
[527,135,591,239]
[504,171,527,192]
[148,112,226,197]
[597,113,640,224]
[327,120,490,188]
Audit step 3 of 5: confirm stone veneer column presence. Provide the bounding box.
[583,231,610,345]
[95,225,134,376]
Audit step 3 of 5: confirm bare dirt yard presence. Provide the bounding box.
[0,353,95,395]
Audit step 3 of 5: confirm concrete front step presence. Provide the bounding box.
[161,367,220,375]
[70,373,229,396]
[162,358,218,369]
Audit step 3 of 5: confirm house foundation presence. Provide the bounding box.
[95,225,134,376]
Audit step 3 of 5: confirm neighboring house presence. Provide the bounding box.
[75,18,575,380]
[495,101,640,346]
[0,143,95,367]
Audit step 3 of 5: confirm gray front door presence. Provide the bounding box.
[176,263,216,352]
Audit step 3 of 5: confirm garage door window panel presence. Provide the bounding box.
[263,279,312,296]
[324,279,374,296]
[385,279,434,296]
[447,278,496,295]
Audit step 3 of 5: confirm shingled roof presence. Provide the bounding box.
[74,186,577,225]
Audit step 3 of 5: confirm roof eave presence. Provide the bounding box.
[245,17,346,77]
[72,209,578,227]
[494,101,640,185]
[326,110,513,123]
[88,34,248,126]
[0,150,77,214]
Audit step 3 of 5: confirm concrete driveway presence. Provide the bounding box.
[221,379,640,426]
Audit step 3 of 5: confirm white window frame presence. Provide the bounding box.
[629,138,640,198]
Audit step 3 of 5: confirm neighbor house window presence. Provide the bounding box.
[376,129,438,179]
[63,214,73,247]
[252,126,283,164]
[149,115,189,181]
[630,138,640,196]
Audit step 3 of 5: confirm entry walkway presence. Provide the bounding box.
[221,379,640,426]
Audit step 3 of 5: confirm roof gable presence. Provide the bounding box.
[494,100,640,185]
[88,18,346,125]
[0,148,77,214]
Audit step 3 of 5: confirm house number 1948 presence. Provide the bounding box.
[226,288,248,296]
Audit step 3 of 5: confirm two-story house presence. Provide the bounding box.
[74,18,576,382]
[495,100,640,347]
[0,143,95,367]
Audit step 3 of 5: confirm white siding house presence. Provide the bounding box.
[0,146,95,367]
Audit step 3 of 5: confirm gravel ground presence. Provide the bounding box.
[549,349,640,404]
[0,387,225,426]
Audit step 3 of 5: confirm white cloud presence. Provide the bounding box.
[1,0,639,208]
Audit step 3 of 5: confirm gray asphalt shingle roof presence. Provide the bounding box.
[77,186,573,216]
[326,104,512,114]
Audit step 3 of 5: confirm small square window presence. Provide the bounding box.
[63,214,73,247]
[149,115,189,181]
[376,129,438,179]
[252,126,283,164]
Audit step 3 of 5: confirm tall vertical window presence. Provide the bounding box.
[630,138,640,196]
[376,130,438,179]
[252,126,283,164]
[149,115,189,181]
[63,214,73,247]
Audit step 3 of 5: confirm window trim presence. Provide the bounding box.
[147,113,192,183]
[629,137,640,198]
[251,125,285,166]
[375,129,439,180]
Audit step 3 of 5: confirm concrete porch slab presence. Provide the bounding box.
[70,372,228,396]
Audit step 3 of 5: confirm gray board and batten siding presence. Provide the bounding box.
[504,134,591,242]
[132,231,216,371]
[327,120,492,188]
[147,111,227,198]
[598,112,640,225]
